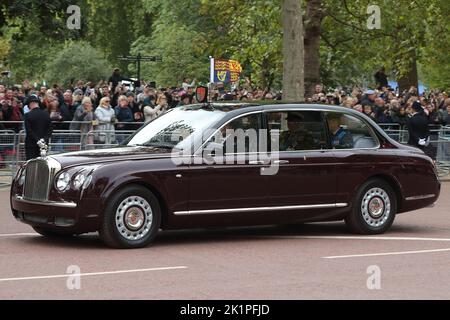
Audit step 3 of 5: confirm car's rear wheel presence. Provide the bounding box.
[32,226,74,237]
[99,185,161,249]
[345,179,397,234]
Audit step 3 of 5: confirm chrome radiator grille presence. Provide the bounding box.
[23,159,52,201]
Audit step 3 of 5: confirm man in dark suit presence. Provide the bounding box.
[24,95,53,160]
[407,101,430,150]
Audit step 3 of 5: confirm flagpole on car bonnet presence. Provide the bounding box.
[208,56,214,103]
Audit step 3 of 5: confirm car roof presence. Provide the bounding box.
[204,101,363,117]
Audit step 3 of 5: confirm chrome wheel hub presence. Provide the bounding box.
[368,197,384,217]
[124,207,145,230]
[361,188,391,227]
[115,196,153,241]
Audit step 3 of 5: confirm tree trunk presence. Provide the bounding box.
[397,55,419,94]
[304,0,323,98]
[282,0,304,102]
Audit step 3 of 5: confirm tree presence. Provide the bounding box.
[0,38,10,64]
[6,23,64,82]
[130,26,210,86]
[44,41,111,86]
[320,0,449,92]
[282,0,304,101]
[200,0,283,90]
[0,0,86,40]
[304,0,324,97]
[85,0,150,73]
[419,0,450,90]
[1,0,86,82]
[130,0,213,86]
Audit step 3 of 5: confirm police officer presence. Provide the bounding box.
[407,101,430,151]
[24,95,53,160]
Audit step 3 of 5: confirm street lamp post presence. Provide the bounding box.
[116,53,162,84]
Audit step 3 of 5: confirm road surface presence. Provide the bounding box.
[0,184,449,299]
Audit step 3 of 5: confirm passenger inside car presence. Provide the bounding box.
[327,113,354,149]
[279,113,316,151]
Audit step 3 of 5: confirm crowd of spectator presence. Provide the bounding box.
[307,84,450,129]
[1,72,449,140]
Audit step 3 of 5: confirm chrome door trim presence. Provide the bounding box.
[174,203,348,216]
[405,194,436,201]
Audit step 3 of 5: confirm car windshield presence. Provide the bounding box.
[126,105,226,150]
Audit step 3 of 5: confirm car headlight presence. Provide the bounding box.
[56,172,71,192]
[72,172,87,190]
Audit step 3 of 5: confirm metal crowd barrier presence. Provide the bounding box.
[436,126,450,177]
[0,130,17,187]
[84,130,135,150]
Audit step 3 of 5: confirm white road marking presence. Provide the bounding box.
[0,266,188,283]
[324,248,450,259]
[0,233,38,238]
[261,235,450,242]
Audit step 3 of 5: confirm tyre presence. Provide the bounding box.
[32,226,74,237]
[345,179,397,234]
[99,185,161,249]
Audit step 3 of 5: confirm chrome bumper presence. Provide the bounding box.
[14,195,77,208]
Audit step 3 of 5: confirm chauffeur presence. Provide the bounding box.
[24,95,53,160]
[280,113,315,151]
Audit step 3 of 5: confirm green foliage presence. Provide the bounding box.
[6,23,64,82]
[0,37,10,63]
[419,0,450,90]
[44,41,111,86]
[0,0,448,91]
[0,0,86,40]
[320,0,449,90]
[200,0,283,89]
[86,0,149,73]
[130,0,214,86]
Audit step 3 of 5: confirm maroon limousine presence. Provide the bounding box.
[10,103,440,248]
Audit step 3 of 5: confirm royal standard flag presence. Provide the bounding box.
[210,58,242,84]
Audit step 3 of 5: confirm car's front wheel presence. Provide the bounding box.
[345,179,397,234]
[99,185,161,249]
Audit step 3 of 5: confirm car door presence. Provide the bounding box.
[324,111,382,205]
[265,110,338,207]
[186,112,270,214]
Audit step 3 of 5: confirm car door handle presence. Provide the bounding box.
[273,160,290,165]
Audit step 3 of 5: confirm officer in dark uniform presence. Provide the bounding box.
[24,95,53,160]
[407,101,430,150]
[280,113,315,151]
[327,113,353,149]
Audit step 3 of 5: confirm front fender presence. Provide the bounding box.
[82,158,188,222]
